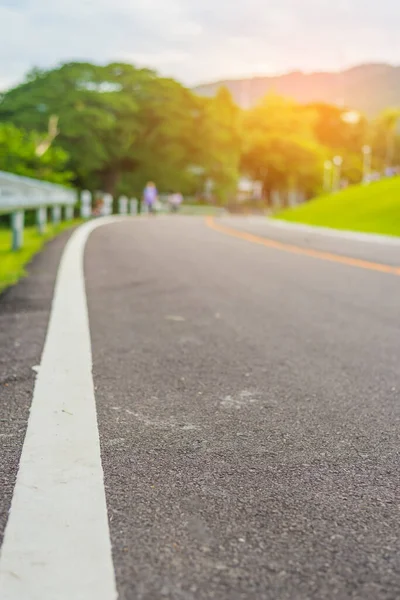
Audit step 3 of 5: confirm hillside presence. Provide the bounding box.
[275,177,400,237]
[194,64,400,115]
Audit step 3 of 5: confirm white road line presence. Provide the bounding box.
[268,219,400,246]
[229,216,400,246]
[0,217,127,600]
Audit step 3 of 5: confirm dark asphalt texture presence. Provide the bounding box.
[84,217,400,600]
[0,228,78,546]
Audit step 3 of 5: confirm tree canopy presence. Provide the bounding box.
[1,61,399,205]
[241,95,326,199]
[0,62,241,201]
[0,122,71,184]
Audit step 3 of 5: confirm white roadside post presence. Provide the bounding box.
[362,145,372,185]
[52,204,62,225]
[118,196,128,215]
[81,191,92,219]
[324,160,333,193]
[11,210,24,251]
[37,207,47,235]
[103,194,113,216]
[130,198,138,215]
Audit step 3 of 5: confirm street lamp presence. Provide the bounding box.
[323,160,333,193]
[362,145,372,184]
[332,156,343,192]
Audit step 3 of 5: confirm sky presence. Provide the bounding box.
[0,0,399,90]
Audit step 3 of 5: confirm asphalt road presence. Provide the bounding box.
[1,216,400,599]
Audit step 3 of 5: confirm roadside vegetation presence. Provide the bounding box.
[1,61,399,206]
[275,177,400,237]
[0,221,81,294]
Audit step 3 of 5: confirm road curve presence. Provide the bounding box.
[1,215,400,600]
[86,217,400,600]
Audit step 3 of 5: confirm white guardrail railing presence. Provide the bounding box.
[0,170,145,251]
[0,170,77,250]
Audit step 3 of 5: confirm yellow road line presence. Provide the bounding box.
[205,217,400,277]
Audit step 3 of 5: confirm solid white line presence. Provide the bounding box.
[227,216,400,246]
[268,218,400,246]
[0,217,127,600]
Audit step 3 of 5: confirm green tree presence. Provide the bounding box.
[241,95,326,202]
[0,62,144,193]
[0,62,213,198]
[372,107,400,169]
[310,103,370,183]
[198,87,242,203]
[306,103,367,153]
[0,122,72,184]
[120,75,204,196]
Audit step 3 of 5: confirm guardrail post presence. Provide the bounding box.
[81,191,92,219]
[52,205,61,226]
[36,207,47,235]
[103,194,113,216]
[118,196,128,215]
[11,210,24,251]
[130,198,138,215]
[65,205,74,221]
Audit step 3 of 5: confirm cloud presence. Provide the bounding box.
[0,0,399,90]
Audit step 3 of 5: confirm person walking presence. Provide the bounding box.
[143,182,158,214]
[168,191,183,213]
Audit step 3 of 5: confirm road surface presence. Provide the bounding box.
[1,216,400,600]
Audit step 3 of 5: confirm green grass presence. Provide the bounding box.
[0,220,82,294]
[275,177,400,237]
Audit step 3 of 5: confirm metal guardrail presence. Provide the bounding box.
[0,170,77,250]
[1,171,215,252]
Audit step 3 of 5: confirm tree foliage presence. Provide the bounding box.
[241,95,326,199]
[371,108,400,169]
[0,61,399,205]
[0,63,240,200]
[199,87,242,202]
[0,122,72,184]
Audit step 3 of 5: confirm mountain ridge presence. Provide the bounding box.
[193,63,400,115]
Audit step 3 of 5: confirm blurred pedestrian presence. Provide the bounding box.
[143,182,158,214]
[168,191,183,213]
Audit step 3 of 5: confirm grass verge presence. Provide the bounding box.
[275,177,400,237]
[0,220,82,294]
